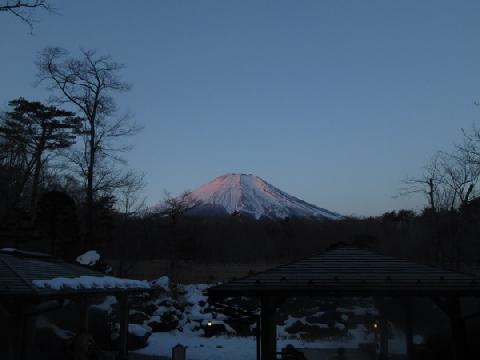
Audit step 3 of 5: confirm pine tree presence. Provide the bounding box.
[0,98,81,209]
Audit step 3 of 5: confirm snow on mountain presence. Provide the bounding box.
[154,173,342,220]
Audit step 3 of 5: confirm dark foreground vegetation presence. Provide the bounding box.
[2,197,480,279]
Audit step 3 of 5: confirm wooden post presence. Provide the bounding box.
[80,298,90,333]
[260,296,277,360]
[379,318,389,360]
[256,316,261,360]
[118,293,129,360]
[430,296,468,360]
[16,304,26,360]
[404,298,414,360]
[449,298,467,360]
[172,344,186,360]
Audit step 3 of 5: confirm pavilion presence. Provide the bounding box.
[0,248,151,360]
[207,244,480,360]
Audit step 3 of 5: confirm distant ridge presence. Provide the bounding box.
[152,173,342,220]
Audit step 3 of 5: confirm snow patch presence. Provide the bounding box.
[129,324,152,337]
[76,250,100,266]
[92,296,118,314]
[36,316,74,339]
[152,276,170,291]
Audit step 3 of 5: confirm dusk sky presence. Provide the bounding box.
[2,0,480,216]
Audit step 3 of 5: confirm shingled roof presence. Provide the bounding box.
[0,249,149,298]
[208,245,480,297]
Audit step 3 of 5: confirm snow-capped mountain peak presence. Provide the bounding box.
[155,173,342,220]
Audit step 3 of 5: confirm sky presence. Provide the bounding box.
[1,0,480,217]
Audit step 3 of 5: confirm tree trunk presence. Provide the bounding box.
[260,296,278,360]
[85,121,95,250]
[428,178,436,213]
[30,131,46,211]
[169,218,178,281]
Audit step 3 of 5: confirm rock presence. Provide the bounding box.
[129,311,149,324]
[142,304,158,316]
[88,307,112,349]
[148,318,179,332]
[127,324,151,350]
[148,311,179,332]
[31,318,74,359]
[224,318,255,336]
[285,321,332,338]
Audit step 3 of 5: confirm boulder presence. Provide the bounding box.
[127,324,151,350]
[148,312,179,332]
[129,311,149,324]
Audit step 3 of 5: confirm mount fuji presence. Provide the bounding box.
[153,173,342,220]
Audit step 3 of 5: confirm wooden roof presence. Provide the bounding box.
[207,245,480,297]
[0,249,148,298]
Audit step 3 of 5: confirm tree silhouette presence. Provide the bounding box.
[0,1,53,32]
[37,47,141,249]
[0,98,80,209]
[34,190,80,258]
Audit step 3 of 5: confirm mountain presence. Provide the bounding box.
[153,173,342,220]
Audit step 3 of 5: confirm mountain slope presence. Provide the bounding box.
[155,173,342,220]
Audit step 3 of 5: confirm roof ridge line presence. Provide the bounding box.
[344,246,480,278]
[217,244,358,285]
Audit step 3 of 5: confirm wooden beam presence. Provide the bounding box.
[260,296,280,360]
[404,298,414,360]
[15,303,26,360]
[118,293,129,360]
[256,316,261,360]
[379,317,389,360]
[449,298,467,360]
[79,298,90,333]
[430,296,468,360]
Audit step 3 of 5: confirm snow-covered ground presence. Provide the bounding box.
[136,327,374,360]
[129,278,422,360]
[136,325,423,360]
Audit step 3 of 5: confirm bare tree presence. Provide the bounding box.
[457,126,480,164]
[116,171,146,216]
[36,47,142,249]
[439,150,480,209]
[0,0,54,31]
[157,191,201,280]
[161,191,201,224]
[400,153,445,214]
[116,171,146,277]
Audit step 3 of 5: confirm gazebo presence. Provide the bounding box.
[207,244,480,360]
[0,248,151,360]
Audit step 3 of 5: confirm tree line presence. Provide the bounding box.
[398,123,480,269]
